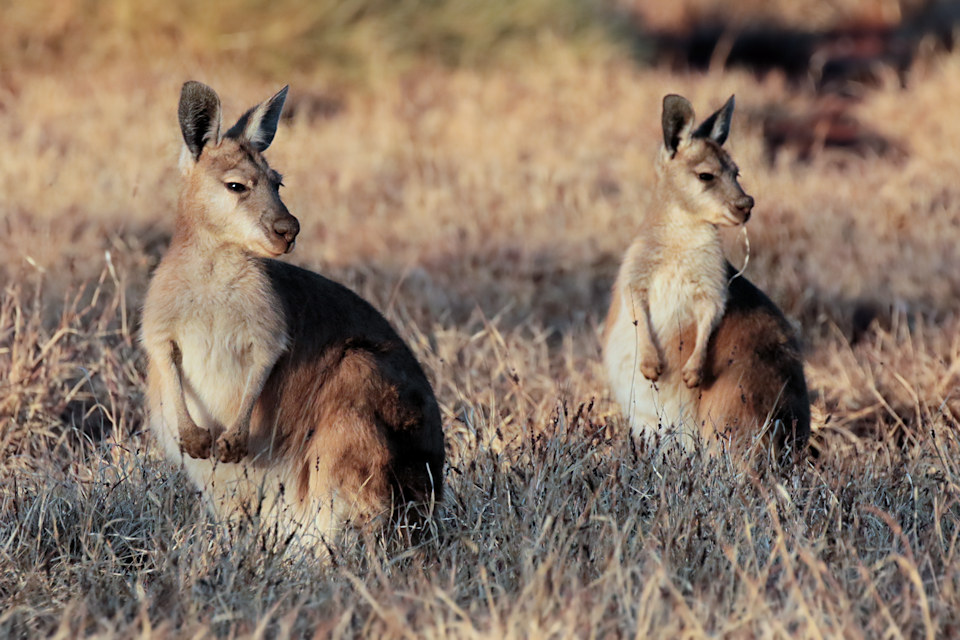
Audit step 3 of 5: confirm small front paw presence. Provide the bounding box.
[214,431,248,464]
[640,356,663,382]
[682,364,702,388]
[180,425,212,459]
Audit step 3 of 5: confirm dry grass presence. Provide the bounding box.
[0,0,617,82]
[2,1,960,637]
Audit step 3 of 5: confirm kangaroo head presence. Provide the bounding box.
[177,81,300,257]
[657,94,754,227]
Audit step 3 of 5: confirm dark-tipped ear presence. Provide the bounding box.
[662,94,695,157]
[178,81,222,161]
[692,95,735,145]
[225,85,289,152]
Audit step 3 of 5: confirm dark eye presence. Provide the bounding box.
[226,182,247,193]
[698,173,715,182]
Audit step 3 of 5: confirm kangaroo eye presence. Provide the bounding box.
[698,173,715,182]
[226,182,248,193]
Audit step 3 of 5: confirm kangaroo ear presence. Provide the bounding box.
[225,85,289,152]
[178,81,222,161]
[692,95,735,145]
[662,94,695,157]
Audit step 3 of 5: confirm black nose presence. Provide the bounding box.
[735,195,754,221]
[272,215,300,242]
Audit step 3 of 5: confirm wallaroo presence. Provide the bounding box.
[141,82,444,549]
[603,94,809,465]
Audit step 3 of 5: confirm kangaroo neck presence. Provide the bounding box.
[649,197,724,255]
[169,207,259,280]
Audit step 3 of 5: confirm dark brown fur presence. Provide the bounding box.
[249,260,444,523]
[696,264,810,462]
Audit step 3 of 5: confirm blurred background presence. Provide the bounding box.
[4,0,956,82]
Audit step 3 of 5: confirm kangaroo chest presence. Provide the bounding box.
[646,249,727,340]
[174,271,286,428]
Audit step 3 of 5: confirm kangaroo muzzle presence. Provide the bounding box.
[734,194,754,222]
[266,212,300,253]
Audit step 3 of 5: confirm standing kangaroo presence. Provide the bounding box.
[141,82,444,545]
[603,94,809,463]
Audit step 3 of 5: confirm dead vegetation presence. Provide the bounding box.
[1,0,960,637]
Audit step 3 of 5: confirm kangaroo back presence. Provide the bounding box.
[696,266,810,463]
[253,260,443,517]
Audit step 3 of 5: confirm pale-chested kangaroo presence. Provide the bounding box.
[141,82,444,545]
[603,94,809,464]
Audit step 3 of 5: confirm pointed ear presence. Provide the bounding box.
[662,94,695,157]
[178,81,222,161]
[692,95,735,145]
[224,85,289,152]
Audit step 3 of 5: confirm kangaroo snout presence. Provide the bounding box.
[269,213,300,251]
[735,195,754,222]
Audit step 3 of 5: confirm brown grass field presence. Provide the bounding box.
[2,0,960,637]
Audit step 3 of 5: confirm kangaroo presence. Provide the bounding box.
[141,82,444,546]
[603,94,809,464]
